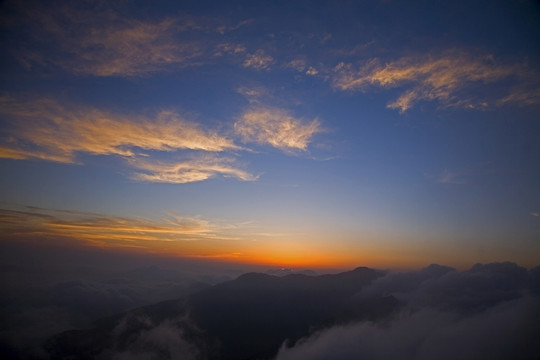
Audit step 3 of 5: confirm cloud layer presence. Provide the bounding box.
[276,262,540,360]
[7,1,249,77]
[0,205,219,246]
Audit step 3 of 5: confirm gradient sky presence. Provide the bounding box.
[1,0,539,270]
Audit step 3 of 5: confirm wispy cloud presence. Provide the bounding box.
[216,19,254,35]
[0,96,239,163]
[73,18,204,77]
[214,42,247,56]
[286,58,308,72]
[235,107,321,152]
[0,205,262,256]
[530,212,539,217]
[130,155,257,184]
[8,2,250,77]
[243,50,274,70]
[333,51,540,112]
[438,169,466,184]
[0,206,214,245]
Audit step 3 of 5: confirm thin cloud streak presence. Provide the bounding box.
[130,156,258,184]
[73,18,204,77]
[438,169,466,185]
[0,96,239,163]
[0,206,212,242]
[235,107,321,152]
[333,51,540,112]
[8,1,252,77]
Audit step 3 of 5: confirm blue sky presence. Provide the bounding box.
[1,0,539,269]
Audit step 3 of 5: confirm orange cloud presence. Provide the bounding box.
[0,96,239,164]
[235,107,321,151]
[333,51,540,112]
[243,50,274,70]
[0,206,229,247]
[130,155,257,184]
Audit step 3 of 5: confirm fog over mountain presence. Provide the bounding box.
[276,263,540,360]
[35,262,540,360]
[0,241,251,359]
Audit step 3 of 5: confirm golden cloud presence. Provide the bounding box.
[0,205,266,258]
[130,155,257,184]
[0,206,227,249]
[0,96,239,163]
[243,50,274,70]
[235,107,321,151]
[333,51,540,112]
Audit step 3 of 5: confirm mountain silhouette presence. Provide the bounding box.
[46,267,399,360]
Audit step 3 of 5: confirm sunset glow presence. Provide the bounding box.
[1,0,539,272]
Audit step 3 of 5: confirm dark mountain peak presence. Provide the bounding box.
[354,266,371,270]
[347,266,382,274]
[236,272,275,282]
[45,266,399,360]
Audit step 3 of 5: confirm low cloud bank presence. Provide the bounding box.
[0,241,246,359]
[276,262,540,360]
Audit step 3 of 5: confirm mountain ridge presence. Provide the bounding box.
[45,266,399,360]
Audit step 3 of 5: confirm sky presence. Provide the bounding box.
[0,0,539,270]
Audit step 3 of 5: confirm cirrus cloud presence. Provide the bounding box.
[130,155,258,184]
[243,49,274,70]
[6,0,253,77]
[0,96,239,164]
[235,107,321,152]
[333,51,540,112]
[0,205,215,246]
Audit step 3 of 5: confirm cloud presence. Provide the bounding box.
[306,67,319,76]
[236,86,270,104]
[285,59,319,76]
[333,51,540,112]
[6,1,252,77]
[437,169,466,184]
[216,18,254,35]
[0,239,242,359]
[130,155,258,184]
[276,297,539,360]
[110,315,203,360]
[530,212,539,217]
[214,42,247,56]
[0,96,239,163]
[71,18,205,77]
[243,49,274,70]
[0,205,218,246]
[276,262,540,360]
[7,2,205,77]
[286,58,308,72]
[235,107,321,151]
